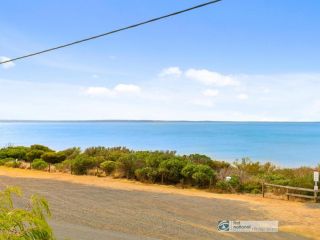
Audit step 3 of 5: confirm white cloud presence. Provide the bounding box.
[185,68,238,87]
[84,84,141,97]
[203,89,219,97]
[114,84,141,94]
[159,67,182,78]
[3,71,320,121]
[0,56,15,69]
[92,74,99,78]
[191,99,214,107]
[84,87,113,96]
[237,93,249,100]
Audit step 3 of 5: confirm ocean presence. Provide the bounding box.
[0,121,319,167]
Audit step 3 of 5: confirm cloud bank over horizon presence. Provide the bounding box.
[1,66,320,121]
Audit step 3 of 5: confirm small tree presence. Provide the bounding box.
[41,152,66,172]
[0,186,56,240]
[26,150,45,169]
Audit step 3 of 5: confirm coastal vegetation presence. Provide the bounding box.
[0,145,319,193]
[0,186,55,240]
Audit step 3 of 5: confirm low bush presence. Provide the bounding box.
[1,144,318,195]
[242,180,262,194]
[31,158,49,170]
[135,167,158,182]
[71,155,95,175]
[55,159,73,173]
[4,160,22,168]
[0,157,15,166]
[100,160,116,175]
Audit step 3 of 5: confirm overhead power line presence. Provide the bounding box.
[0,0,222,65]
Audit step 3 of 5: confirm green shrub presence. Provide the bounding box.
[158,158,186,184]
[31,159,48,170]
[192,165,215,187]
[4,160,22,168]
[215,180,232,192]
[181,163,216,187]
[71,155,95,175]
[100,161,116,175]
[0,157,15,166]
[135,167,158,182]
[242,180,262,193]
[181,163,198,182]
[116,153,138,179]
[55,159,73,172]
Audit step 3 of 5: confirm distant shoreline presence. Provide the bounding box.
[1,120,320,123]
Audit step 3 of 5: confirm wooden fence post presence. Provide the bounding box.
[314,190,318,203]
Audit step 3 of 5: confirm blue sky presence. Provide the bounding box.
[1,0,320,121]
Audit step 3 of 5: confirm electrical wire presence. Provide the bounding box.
[0,0,222,65]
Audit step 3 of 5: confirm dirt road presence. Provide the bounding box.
[0,167,318,240]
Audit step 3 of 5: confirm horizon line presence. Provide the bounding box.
[1,119,320,123]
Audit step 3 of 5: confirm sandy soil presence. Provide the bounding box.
[0,166,319,240]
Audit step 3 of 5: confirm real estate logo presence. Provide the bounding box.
[217,220,278,232]
[217,220,230,232]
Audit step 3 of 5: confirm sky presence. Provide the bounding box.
[0,0,320,121]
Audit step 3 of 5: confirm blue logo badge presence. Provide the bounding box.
[218,220,230,232]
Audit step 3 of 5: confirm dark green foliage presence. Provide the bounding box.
[4,160,22,168]
[181,163,216,187]
[116,153,138,179]
[41,152,66,172]
[242,181,262,194]
[41,152,66,165]
[26,150,45,162]
[1,144,318,193]
[135,167,158,182]
[0,158,15,166]
[181,163,197,180]
[71,155,96,175]
[31,159,48,170]
[0,146,29,160]
[159,158,186,184]
[100,161,116,175]
[30,144,53,152]
[191,165,215,187]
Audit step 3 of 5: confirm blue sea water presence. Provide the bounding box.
[0,121,320,167]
